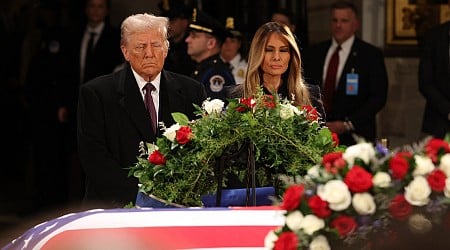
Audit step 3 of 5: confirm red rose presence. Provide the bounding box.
[176,126,193,145]
[301,105,319,121]
[331,132,339,147]
[389,151,412,180]
[388,194,412,221]
[236,97,256,112]
[308,195,331,218]
[274,231,298,250]
[427,169,447,192]
[330,215,357,237]
[322,152,346,174]
[425,138,450,163]
[148,150,166,165]
[280,185,304,211]
[263,95,276,109]
[344,165,373,193]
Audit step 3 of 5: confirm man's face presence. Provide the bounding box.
[330,8,359,44]
[185,31,212,62]
[121,29,168,81]
[85,0,108,25]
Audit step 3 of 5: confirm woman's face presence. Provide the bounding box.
[261,33,290,77]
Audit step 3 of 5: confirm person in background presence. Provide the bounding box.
[220,17,248,84]
[158,0,195,76]
[271,8,296,34]
[418,8,450,139]
[302,1,388,146]
[77,13,206,208]
[185,8,236,101]
[228,21,325,121]
[75,0,122,85]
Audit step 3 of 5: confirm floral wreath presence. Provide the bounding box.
[129,89,338,207]
[265,136,450,250]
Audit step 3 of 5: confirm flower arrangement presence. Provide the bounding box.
[129,89,338,207]
[265,136,450,250]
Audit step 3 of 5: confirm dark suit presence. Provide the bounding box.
[418,21,450,138]
[77,65,207,208]
[75,23,123,84]
[302,38,388,145]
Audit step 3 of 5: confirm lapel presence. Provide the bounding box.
[117,65,154,142]
[158,71,186,136]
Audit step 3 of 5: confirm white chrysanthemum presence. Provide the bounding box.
[285,210,304,231]
[343,142,375,166]
[263,229,279,249]
[404,176,431,206]
[298,214,325,235]
[352,192,376,215]
[317,180,352,211]
[279,104,295,120]
[162,123,181,142]
[202,99,224,115]
[310,235,330,250]
[413,155,435,176]
[372,171,391,188]
[439,153,450,177]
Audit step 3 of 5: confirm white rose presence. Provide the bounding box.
[372,172,391,188]
[352,192,376,215]
[439,154,450,177]
[343,142,375,166]
[444,178,450,198]
[317,180,352,211]
[310,235,331,250]
[413,155,434,176]
[202,99,224,115]
[285,210,304,231]
[162,123,181,142]
[263,229,279,249]
[279,104,295,120]
[404,176,431,206]
[299,214,325,235]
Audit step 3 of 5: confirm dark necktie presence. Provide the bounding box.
[143,83,158,134]
[84,32,96,83]
[323,45,341,114]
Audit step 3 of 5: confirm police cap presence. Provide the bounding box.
[225,17,243,38]
[158,0,192,19]
[189,9,230,42]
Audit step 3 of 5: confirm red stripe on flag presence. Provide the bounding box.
[42,226,279,249]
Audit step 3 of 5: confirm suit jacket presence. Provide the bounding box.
[302,37,388,145]
[418,21,450,138]
[77,65,207,208]
[76,23,123,84]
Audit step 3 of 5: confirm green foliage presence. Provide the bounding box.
[129,89,338,207]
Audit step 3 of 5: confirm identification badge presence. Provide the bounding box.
[346,73,358,95]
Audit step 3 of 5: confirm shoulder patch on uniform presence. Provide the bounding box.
[209,75,225,92]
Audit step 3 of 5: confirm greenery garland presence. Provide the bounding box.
[129,89,339,207]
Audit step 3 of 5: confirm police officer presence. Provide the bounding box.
[158,0,196,76]
[221,17,248,85]
[185,9,236,101]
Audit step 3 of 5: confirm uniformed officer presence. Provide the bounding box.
[221,17,248,85]
[185,8,236,101]
[158,0,196,76]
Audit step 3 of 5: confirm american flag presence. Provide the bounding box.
[2,206,285,250]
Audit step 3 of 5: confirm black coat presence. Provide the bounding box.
[77,65,206,208]
[418,21,450,138]
[302,38,388,145]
